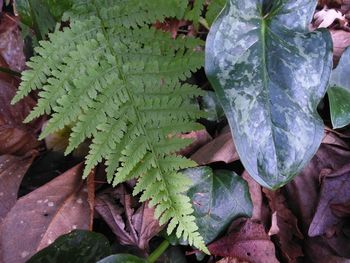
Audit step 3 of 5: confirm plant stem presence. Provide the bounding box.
[0,66,21,77]
[147,240,170,263]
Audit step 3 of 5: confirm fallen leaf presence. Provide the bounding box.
[191,126,239,165]
[0,152,36,223]
[314,7,346,28]
[285,132,350,262]
[263,189,304,263]
[208,219,279,263]
[309,165,350,237]
[154,19,189,39]
[331,202,350,217]
[0,13,26,72]
[216,258,248,263]
[330,29,350,64]
[95,185,162,251]
[0,163,92,263]
[177,129,212,156]
[0,79,41,155]
[242,171,263,222]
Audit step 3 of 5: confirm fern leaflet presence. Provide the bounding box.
[13,0,208,253]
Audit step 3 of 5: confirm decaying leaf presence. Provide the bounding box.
[263,189,304,262]
[0,79,40,155]
[0,152,36,223]
[285,131,350,261]
[314,7,346,28]
[191,126,239,165]
[177,129,212,156]
[208,219,279,263]
[330,29,350,64]
[309,164,350,237]
[0,163,92,263]
[0,13,26,72]
[95,185,163,251]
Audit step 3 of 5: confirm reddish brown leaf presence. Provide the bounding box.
[285,132,350,262]
[0,152,36,223]
[95,186,162,251]
[177,129,212,156]
[331,202,350,217]
[191,126,239,165]
[242,171,264,222]
[0,14,26,72]
[208,219,279,263]
[309,165,350,237]
[154,19,189,39]
[0,79,41,155]
[216,258,248,263]
[263,189,304,263]
[330,29,350,64]
[0,163,92,263]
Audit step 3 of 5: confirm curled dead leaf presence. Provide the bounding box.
[95,185,163,251]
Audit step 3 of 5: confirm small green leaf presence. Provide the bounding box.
[205,0,333,189]
[97,254,147,263]
[27,230,111,263]
[183,167,252,244]
[328,47,350,129]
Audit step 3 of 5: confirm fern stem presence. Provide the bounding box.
[91,0,177,214]
[147,240,170,263]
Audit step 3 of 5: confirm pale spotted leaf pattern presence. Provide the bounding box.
[205,0,333,189]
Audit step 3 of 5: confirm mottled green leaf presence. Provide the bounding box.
[205,0,333,189]
[328,47,350,129]
[27,230,111,263]
[97,254,147,263]
[183,167,252,244]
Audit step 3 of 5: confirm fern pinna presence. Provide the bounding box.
[12,0,208,252]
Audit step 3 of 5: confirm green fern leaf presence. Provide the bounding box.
[13,0,208,253]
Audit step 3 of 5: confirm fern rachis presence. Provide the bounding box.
[13,0,208,252]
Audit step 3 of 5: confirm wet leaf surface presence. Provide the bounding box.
[27,230,111,263]
[183,167,252,244]
[0,163,92,263]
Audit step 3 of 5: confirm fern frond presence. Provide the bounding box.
[15,0,208,253]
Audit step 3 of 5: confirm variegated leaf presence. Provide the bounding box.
[205,0,333,189]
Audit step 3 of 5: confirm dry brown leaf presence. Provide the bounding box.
[191,126,239,165]
[330,29,350,64]
[314,7,346,28]
[0,163,92,263]
[216,257,249,263]
[263,189,304,263]
[0,152,36,223]
[177,129,212,156]
[208,219,279,263]
[242,171,263,222]
[95,185,162,251]
[0,79,41,155]
[285,132,350,262]
[0,14,25,72]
